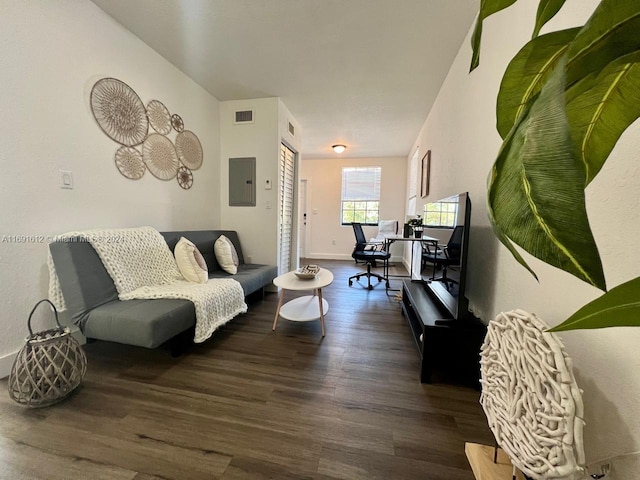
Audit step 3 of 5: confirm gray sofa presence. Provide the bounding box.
[49,230,277,349]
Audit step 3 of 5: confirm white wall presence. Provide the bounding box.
[408,0,640,475]
[220,98,279,265]
[219,98,302,268]
[0,1,221,376]
[300,157,407,261]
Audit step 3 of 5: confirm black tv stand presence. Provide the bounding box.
[400,280,486,387]
[433,319,457,326]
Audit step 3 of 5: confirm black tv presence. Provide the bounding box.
[420,192,472,321]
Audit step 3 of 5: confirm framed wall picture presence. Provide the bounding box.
[421,150,431,197]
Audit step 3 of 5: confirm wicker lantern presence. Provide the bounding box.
[8,299,87,408]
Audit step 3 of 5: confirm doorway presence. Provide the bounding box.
[299,179,307,259]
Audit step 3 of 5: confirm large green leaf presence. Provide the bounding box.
[488,58,606,290]
[470,0,518,72]
[497,28,580,139]
[486,191,539,281]
[532,0,568,38]
[567,0,640,87]
[567,53,640,183]
[550,277,640,331]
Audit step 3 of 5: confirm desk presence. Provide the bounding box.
[384,234,438,282]
[271,268,334,337]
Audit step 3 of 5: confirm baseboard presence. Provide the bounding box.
[0,350,19,379]
[401,258,411,271]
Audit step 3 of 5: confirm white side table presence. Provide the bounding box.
[271,268,334,337]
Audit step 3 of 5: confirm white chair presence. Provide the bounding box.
[369,220,398,243]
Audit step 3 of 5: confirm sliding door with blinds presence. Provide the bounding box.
[279,143,296,274]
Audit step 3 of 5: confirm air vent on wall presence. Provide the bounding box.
[288,122,295,136]
[234,109,254,124]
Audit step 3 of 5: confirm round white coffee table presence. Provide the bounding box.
[271,268,334,337]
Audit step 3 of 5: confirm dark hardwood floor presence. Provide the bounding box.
[0,260,493,479]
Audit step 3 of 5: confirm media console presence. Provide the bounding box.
[400,280,486,387]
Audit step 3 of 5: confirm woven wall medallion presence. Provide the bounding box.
[114,146,145,180]
[90,78,148,146]
[146,100,172,135]
[89,77,203,188]
[175,130,203,170]
[171,113,185,132]
[142,134,179,180]
[177,166,194,189]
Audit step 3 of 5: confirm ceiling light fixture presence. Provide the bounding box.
[332,144,346,154]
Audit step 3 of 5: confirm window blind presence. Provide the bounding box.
[341,167,381,201]
[279,143,296,274]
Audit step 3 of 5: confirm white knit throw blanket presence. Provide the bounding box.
[48,227,247,343]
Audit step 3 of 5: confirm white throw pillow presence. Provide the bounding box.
[174,237,208,283]
[214,235,239,274]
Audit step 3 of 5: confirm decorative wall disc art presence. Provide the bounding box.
[90,78,148,146]
[114,146,146,180]
[175,131,203,170]
[177,166,194,190]
[171,113,185,132]
[146,100,172,135]
[142,134,179,180]
[480,309,586,480]
[90,77,203,189]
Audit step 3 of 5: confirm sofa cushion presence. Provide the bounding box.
[49,240,119,329]
[83,298,195,348]
[214,235,239,274]
[209,263,278,295]
[175,237,208,283]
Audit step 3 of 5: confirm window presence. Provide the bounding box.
[424,197,458,228]
[341,166,381,225]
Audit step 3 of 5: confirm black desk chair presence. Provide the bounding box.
[421,225,463,289]
[348,222,391,290]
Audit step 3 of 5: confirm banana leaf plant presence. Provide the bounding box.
[471,0,640,330]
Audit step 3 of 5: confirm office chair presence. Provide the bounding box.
[421,225,463,289]
[355,219,398,264]
[348,223,391,290]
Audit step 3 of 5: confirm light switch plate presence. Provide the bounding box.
[59,170,73,189]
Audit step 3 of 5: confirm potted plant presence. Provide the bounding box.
[407,216,423,238]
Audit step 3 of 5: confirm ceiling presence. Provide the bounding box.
[92,0,478,159]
